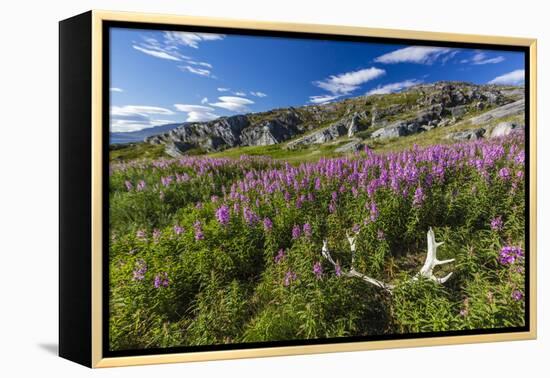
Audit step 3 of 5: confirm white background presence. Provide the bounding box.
[1,0,547,376]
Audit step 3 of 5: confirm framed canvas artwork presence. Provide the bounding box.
[59,10,537,368]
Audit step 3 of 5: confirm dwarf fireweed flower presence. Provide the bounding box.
[132,259,147,281]
[303,223,312,238]
[136,180,146,191]
[490,216,503,231]
[511,290,523,301]
[498,167,511,180]
[369,202,379,222]
[352,224,361,234]
[152,229,161,242]
[161,176,173,187]
[263,217,273,232]
[335,264,342,277]
[313,261,323,279]
[215,205,230,226]
[193,221,204,240]
[125,180,133,191]
[154,272,169,288]
[274,248,285,264]
[328,201,336,214]
[243,207,259,225]
[292,224,301,239]
[499,245,523,265]
[173,224,184,235]
[413,186,425,207]
[136,230,146,240]
[284,270,297,287]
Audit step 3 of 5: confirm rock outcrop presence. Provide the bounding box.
[490,122,524,138]
[469,99,525,125]
[138,81,524,155]
[446,128,486,141]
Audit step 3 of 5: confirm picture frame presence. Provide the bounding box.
[59,9,537,368]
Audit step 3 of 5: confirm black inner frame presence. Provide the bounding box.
[102,20,531,358]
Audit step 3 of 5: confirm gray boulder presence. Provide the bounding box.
[490,122,524,138]
[446,128,486,141]
[335,139,364,153]
[469,99,525,125]
[286,113,367,149]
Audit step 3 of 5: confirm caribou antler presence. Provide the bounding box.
[321,228,454,292]
[415,227,455,284]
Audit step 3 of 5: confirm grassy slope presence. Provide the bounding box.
[109,86,523,163]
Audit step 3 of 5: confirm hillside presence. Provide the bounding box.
[110,82,524,162]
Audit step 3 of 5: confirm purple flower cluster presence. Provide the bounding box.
[490,216,503,231]
[193,221,204,241]
[292,224,301,239]
[313,261,323,279]
[215,205,230,226]
[511,290,523,301]
[263,217,273,232]
[132,259,147,281]
[154,272,170,288]
[136,180,146,191]
[499,245,524,265]
[243,207,259,225]
[303,223,312,238]
[284,270,297,287]
[173,224,184,235]
[274,248,285,264]
[136,230,147,240]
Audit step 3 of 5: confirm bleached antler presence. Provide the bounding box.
[322,232,394,291]
[320,228,454,292]
[415,227,455,283]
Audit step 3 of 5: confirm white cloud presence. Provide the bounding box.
[471,52,505,65]
[187,60,213,68]
[461,52,505,65]
[217,87,230,92]
[201,97,209,104]
[374,46,454,64]
[164,31,224,49]
[186,111,219,122]
[174,103,219,122]
[366,79,420,96]
[110,87,123,92]
[111,105,174,116]
[313,67,385,95]
[180,65,212,77]
[110,105,175,132]
[308,94,341,104]
[488,69,525,85]
[250,91,267,97]
[234,91,247,96]
[132,44,182,61]
[174,104,214,112]
[210,96,254,112]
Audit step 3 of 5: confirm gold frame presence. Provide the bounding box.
[90,9,537,368]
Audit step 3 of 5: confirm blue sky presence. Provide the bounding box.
[110,27,525,132]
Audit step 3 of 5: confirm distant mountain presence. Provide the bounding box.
[141,82,524,157]
[110,123,185,144]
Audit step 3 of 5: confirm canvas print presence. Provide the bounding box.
[108,26,527,353]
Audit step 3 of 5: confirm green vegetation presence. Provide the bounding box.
[108,134,526,350]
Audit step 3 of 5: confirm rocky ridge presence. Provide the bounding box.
[143,82,524,157]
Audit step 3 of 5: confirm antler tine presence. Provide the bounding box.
[417,228,455,283]
[322,239,337,266]
[345,231,357,266]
